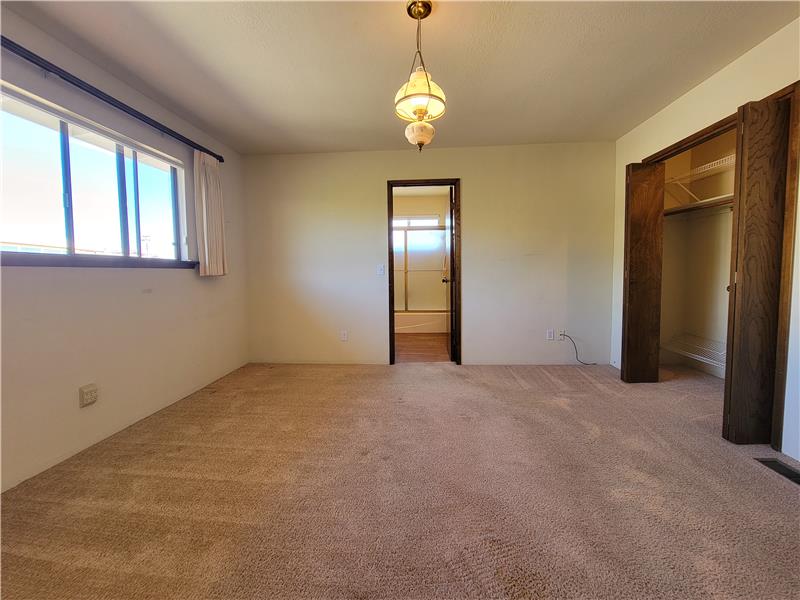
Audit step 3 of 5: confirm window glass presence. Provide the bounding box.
[69,124,122,255]
[0,96,66,253]
[0,92,184,262]
[137,153,175,259]
[393,215,439,227]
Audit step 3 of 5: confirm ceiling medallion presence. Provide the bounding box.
[394,0,446,152]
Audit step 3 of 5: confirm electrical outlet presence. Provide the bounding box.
[339,330,349,342]
[546,328,555,341]
[558,329,566,340]
[79,383,98,408]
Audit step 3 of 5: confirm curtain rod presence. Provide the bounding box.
[1,35,225,163]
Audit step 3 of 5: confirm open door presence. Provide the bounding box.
[724,96,792,444]
[621,162,665,383]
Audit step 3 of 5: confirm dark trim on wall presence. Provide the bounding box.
[0,35,225,163]
[387,182,395,364]
[642,113,737,164]
[387,178,462,365]
[1,251,198,269]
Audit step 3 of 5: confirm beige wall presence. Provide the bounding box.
[611,18,800,458]
[244,142,615,364]
[660,207,732,377]
[1,9,249,490]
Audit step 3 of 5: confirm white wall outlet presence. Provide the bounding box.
[546,328,555,341]
[339,330,349,342]
[558,329,566,340]
[79,383,98,408]
[376,263,386,276]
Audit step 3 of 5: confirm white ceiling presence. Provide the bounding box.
[5,1,798,155]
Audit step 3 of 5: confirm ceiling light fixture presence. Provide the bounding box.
[395,0,445,152]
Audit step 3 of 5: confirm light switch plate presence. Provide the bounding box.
[376,264,386,276]
[546,328,555,341]
[339,330,348,342]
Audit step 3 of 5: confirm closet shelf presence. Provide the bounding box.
[662,333,725,368]
[665,153,735,185]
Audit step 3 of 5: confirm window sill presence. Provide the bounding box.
[1,251,199,270]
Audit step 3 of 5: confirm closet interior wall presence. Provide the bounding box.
[660,130,737,377]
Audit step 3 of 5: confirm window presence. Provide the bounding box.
[392,214,446,312]
[392,215,440,228]
[0,93,186,263]
[0,96,66,254]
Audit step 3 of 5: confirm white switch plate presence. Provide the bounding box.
[546,328,555,341]
[79,383,98,408]
[339,330,348,342]
[376,264,385,276]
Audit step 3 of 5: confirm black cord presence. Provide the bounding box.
[563,333,596,365]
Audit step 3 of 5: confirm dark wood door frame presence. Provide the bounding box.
[772,82,800,449]
[387,178,461,365]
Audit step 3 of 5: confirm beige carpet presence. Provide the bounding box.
[2,364,799,599]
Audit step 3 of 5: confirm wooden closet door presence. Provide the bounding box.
[724,97,791,444]
[621,162,665,383]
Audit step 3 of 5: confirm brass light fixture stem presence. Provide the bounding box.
[402,2,434,120]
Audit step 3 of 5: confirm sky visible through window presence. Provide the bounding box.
[0,96,178,259]
[0,108,66,253]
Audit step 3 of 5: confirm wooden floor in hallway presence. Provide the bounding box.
[394,333,451,363]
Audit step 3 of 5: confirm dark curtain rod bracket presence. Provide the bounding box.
[1,35,224,163]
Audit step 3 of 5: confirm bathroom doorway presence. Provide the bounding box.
[387,179,460,364]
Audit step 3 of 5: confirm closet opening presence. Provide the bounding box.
[622,80,798,448]
[660,128,736,378]
[387,179,461,364]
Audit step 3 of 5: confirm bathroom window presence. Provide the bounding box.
[392,215,440,228]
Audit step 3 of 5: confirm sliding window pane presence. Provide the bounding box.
[137,154,175,258]
[69,125,122,255]
[392,230,405,270]
[0,96,66,253]
[124,148,139,256]
[407,271,447,310]
[406,229,445,271]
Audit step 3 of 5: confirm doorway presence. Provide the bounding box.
[388,179,460,364]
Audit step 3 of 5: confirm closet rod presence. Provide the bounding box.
[0,35,225,163]
[664,195,733,217]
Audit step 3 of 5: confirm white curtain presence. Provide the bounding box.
[193,150,228,276]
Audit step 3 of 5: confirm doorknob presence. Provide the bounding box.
[442,277,450,283]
